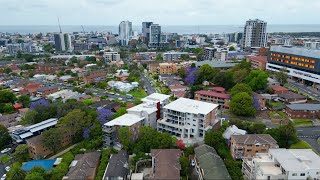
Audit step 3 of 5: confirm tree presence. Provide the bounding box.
[25,172,44,180]
[6,163,27,180]
[185,66,198,85]
[230,92,256,116]
[17,95,31,108]
[13,144,29,162]
[179,156,189,176]
[230,83,252,97]
[0,90,16,103]
[229,46,235,51]
[42,128,63,153]
[177,67,187,79]
[275,69,288,86]
[0,104,14,114]
[265,122,298,148]
[97,108,114,125]
[21,110,39,125]
[118,127,132,151]
[196,64,217,84]
[3,67,12,74]
[156,54,163,61]
[25,166,48,180]
[246,70,268,91]
[0,125,11,149]
[233,69,249,84]
[96,81,108,89]
[189,85,204,99]
[112,107,127,119]
[213,71,235,90]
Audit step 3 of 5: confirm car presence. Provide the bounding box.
[110,92,115,95]
[1,148,11,154]
[118,98,123,101]
[115,93,120,96]
[261,107,267,111]
[126,94,133,99]
[5,166,10,172]
[191,160,195,167]
[1,174,6,180]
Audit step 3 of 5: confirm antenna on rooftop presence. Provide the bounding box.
[57,17,62,33]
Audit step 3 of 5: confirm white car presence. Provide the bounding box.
[5,166,10,172]
[261,107,267,111]
[1,148,11,154]
[1,174,6,180]
[191,160,195,167]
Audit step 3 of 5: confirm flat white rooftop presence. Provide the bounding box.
[128,103,157,114]
[164,98,218,114]
[104,114,144,127]
[141,93,170,103]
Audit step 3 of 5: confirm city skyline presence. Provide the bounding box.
[1,0,320,25]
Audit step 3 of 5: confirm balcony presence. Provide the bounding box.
[102,127,115,133]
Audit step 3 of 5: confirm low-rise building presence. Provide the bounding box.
[285,104,320,119]
[63,152,101,180]
[149,63,177,75]
[247,56,267,70]
[253,92,267,109]
[36,86,59,98]
[82,70,107,84]
[194,144,231,180]
[271,85,289,94]
[222,125,247,143]
[102,150,129,180]
[151,149,181,180]
[242,149,320,180]
[195,87,230,109]
[278,92,307,104]
[230,134,278,160]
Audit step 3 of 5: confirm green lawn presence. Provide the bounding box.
[268,102,284,107]
[290,140,312,149]
[268,111,287,119]
[128,88,147,99]
[0,155,10,163]
[292,119,313,127]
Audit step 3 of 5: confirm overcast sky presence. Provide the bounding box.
[1,0,319,25]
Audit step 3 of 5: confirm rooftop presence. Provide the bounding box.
[151,149,181,180]
[104,114,144,127]
[141,93,170,104]
[104,150,129,178]
[248,56,268,63]
[222,125,247,140]
[196,61,239,68]
[231,134,278,145]
[128,103,157,114]
[164,98,219,114]
[271,85,289,92]
[279,91,306,100]
[195,90,230,99]
[286,103,320,111]
[270,46,320,59]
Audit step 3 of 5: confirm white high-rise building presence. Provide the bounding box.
[119,21,132,46]
[54,33,72,52]
[242,19,267,50]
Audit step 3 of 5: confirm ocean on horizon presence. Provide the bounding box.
[0,24,319,35]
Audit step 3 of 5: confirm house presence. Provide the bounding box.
[36,86,59,98]
[13,103,23,111]
[285,104,320,119]
[63,152,101,180]
[90,100,121,112]
[0,113,19,128]
[230,134,278,160]
[151,149,181,180]
[173,91,186,98]
[36,63,59,74]
[247,55,267,70]
[47,89,85,102]
[22,83,43,95]
[168,84,189,92]
[195,89,231,109]
[278,92,307,104]
[271,85,289,94]
[242,149,320,180]
[194,144,231,180]
[253,92,267,109]
[222,125,247,143]
[102,150,129,180]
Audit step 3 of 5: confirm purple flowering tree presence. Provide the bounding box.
[83,124,95,139]
[30,99,51,110]
[253,96,260,110]
[96,108,114,125]
[185,66,198,85]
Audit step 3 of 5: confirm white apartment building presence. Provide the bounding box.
[119,21,132,46]
[215,50,228,61]
[104,52,120,62]
[243,19,267,49]
[141,93,170,118]
[157,98,219,141]
[242,149,320,180]
[304,41,320,49]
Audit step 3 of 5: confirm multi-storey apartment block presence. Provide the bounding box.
[195,87,231,109]
[157,98,219,141]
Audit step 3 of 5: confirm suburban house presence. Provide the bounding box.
[242,149,320,180]
[285,104,320,119]
[151,149,181,180]
[194,144,231,180]
[230,134,278,160]
[36,86,59,98]
[81,70,107,84]
[194,87,230,109]
[22,83,43,96]
[63,152,101,180]
[90,100,121,112]
[102,150,129,180]
[271,85,289,94]
[222,125,247,144]
[278,91,307,104]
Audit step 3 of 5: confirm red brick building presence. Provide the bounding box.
[285,104,320,119]
[195,87,230,109]
[247,56,267,70]
[36,64,59,74]
[82,70,107,84]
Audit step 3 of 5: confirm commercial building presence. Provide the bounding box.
[247,56,267,70]
[194,144,231,180]
[267,46,320,87]
[54,33,72,51]
[227,32,243,43]
[142,22,153,44]
[103,150,129,180]
[163,51,189,61]
[119,21,132,46]
[151,149,181,180]
[243,19,267,50]
[304,41,320,49]
[230,134,278,160]
[157,98,219,141]
[242,149,320,180]
[194,87,231,109]
[215,50,228,61]
[285,104,320,119]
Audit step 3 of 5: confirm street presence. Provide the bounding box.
[287,80,320,101]
[297,127,320,154]
[140,74,156,95]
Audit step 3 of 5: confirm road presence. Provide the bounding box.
[297,127,320,154]
[140,74,156,95]
[287,80,320,101]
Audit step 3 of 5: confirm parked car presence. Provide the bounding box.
[126,94,133,99]
[191,160,195,167]
[1,148,11,154]
[261,107,267,111]
[1,174,6,180]
[5,166,10,172]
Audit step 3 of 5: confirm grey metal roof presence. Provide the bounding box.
[104,150,129,178]
[196,60,239,68]
[286,104,320,111]
[270,46,320,59]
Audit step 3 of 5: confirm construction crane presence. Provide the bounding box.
[81,25,85,34]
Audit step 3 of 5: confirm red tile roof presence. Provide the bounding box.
[195,90,230,99]
[13,103,23,109]
[173,91,186,98]
[271,85,289,92]
[248,56,267,63]
[210,87,225,92]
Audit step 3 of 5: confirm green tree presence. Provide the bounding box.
[231,60,251,71]
[42,128,63,153]
[3,67,12,74]
[118,127,132,151]
[6,163,26,180]
[229,46,235,51]
[13,144,30,162]
[213,71,235,90]
[265,121,298,148]
[17,95,31,108]
[96,81,108,89]
[177,67,187,79]
[112,107,127,119]
[189,85,204,99]
[0,104,14,114]
[179,156,189,176]
[21,110,39,125]
[156,54,163,61]
[233,69,249,84]
[196,64,218,84]
[275,69,288,86]
[0,90,16,103]
[0,125,11,149]
[246,70,268,91]
[230,92,256,116]
[230,83,252,97]
[25,172,44,180]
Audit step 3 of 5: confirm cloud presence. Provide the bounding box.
[0,0,319,25]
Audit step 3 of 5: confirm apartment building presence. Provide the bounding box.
[242,149,320,180]
[247,56,267,70]
[36,86,59,98]
[141,93,170,119]
[202,47,216,61]
[81,70,107,84]
[149,63,177,75]
[243,19,267,50]
[157,98,219,140]
[230,134,278,160]
[194,87,231,109]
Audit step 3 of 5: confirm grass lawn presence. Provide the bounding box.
[292,119,314,127]
[268,101,284,107]
[268,111,287,119]
[0,155,10,163]
[128,88,147,99]
[290,140,313,149]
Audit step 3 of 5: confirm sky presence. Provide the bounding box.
[1,0,320,25]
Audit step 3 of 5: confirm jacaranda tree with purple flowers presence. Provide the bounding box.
[83,124,95,139]
[185,66,198,85]
[96,108,114,125]
[30,99,50,110]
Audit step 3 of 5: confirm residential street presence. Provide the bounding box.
[287,80,320,101]
[297,127,320,154]
[140,74,157,95]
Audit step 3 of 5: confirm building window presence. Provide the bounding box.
[292,173,297,176]
[300,173,305,176]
